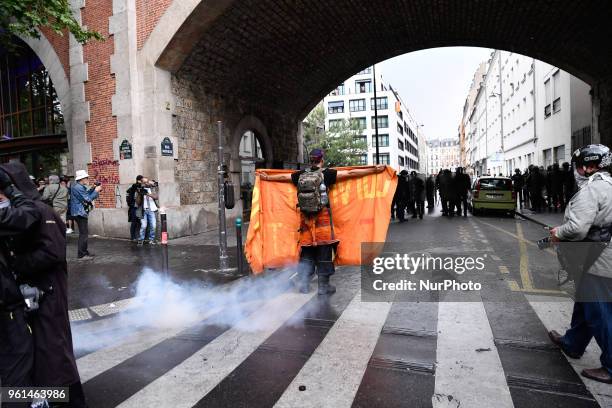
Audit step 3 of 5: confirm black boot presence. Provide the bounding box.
[298,274,310,294]
[318,275,336,295]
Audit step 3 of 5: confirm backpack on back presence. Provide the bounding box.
[297,168,325,216]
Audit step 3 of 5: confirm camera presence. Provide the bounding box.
[537,236,552,250]
[94,181,102,187]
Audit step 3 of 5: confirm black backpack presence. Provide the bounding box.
[297,168,325,216]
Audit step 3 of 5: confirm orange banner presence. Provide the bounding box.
[245,165,398,274]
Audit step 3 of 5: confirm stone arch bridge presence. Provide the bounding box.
[8,0,612,237]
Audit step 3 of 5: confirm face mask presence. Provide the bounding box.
[574,167,590,189]
[0,199,10,209]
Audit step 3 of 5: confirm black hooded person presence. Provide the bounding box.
[0,166,40,404]
[0,162,88,407]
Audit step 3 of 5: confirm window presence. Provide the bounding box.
[351,117,367,130]
[328,119,343,129]
[372,153,390,165]
[371,97,388,110]
[552,71,561,113]
[357,67,372,75]
[397,123,403,135]
[372,134,389,147]
[554,144,565,163]
[397,110,403,120]
[543,148,552,167]
[398,139,404,150]
[544,78,551,118]
[356,80,372,94]
[354,135,367,145]
[371,115,389,129]
[357,154,368,165]
[330,83,345,96]
[349,99,366,112]
[328,100,344,114]
[398,156,405,166]
[0,44,65,139]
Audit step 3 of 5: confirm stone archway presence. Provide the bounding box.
[155,0,612,147]
[18,32,73,157]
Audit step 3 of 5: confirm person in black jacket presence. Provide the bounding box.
[126,175,143,241]
[395,170,410,222]
[454,167,471,217]
[0,167,40,400]
[426,174,436,209]
[1,163,88,407]
[511,169,524,209]
[562,161,576,207]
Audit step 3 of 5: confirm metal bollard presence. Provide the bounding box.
[160,209,169,275]
[236,217,243,275]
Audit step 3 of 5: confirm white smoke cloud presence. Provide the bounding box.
[72,266,302,354]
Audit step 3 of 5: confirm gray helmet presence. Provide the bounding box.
[571,144,612,169]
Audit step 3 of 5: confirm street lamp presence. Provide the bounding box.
[489,90,504,174]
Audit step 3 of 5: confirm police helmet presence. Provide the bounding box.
[571,144,612,169]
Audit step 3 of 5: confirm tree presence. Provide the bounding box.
[0,0,103,49]
[303,103,368,167]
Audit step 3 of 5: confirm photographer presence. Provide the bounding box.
[548,144,612,384]
[0,167,40,397]
[126,175,143,241]
[69,170,102,260]
[135,177,159,246]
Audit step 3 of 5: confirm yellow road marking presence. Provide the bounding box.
[516,223,534,290]
[499,265,509,274]
[473,218,555,256]
[506,279,566,295]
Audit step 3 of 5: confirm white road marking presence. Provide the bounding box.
[77,306,224,382]
[433,302,514,408]
[274,294,392,408]
[491,255,501,261]
[118,292,315,408]
[527,295,612,407]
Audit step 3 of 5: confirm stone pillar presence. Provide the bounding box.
[69,0,91,175]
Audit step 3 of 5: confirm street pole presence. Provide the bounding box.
[217,120,229,270]
[373,64,380,165]
[235,217,244,275]
[160,208,169,275]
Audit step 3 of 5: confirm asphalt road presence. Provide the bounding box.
[65,206,611,408]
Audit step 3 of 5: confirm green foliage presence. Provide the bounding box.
[303,103,368,167]
[0,0,103,49]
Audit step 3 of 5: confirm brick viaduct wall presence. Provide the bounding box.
[17,0,612,237]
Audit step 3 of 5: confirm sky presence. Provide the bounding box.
[380,47,492,141]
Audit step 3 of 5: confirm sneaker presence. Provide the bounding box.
[66,228,73,234]
[77,255,94,261]
[148,240,158,246]
[137,240,144,247]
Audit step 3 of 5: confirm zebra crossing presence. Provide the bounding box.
[70,218,611,408]
[73,282,608,407]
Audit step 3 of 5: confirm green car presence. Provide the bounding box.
[469,177,516,215]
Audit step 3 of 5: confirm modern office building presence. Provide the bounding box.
[323,66,424,172]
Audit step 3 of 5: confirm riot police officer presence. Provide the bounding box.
[548,144,612,384]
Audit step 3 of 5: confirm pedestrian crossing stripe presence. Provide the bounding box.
[74,286,598,408]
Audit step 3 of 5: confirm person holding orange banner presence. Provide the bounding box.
[259,149,385,295]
